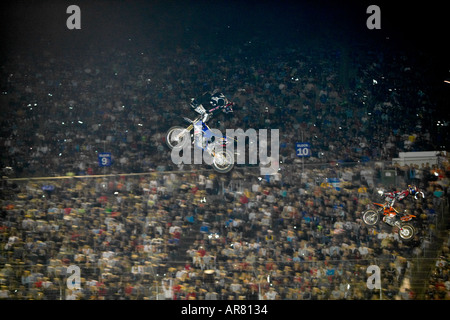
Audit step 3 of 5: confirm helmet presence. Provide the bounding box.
[190,98,200,109]
[408,185,418,196]
[210,92,228,107]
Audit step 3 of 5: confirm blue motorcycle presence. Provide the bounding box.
[166,115,235,173]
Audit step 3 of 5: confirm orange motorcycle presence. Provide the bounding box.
[362,198,417,241]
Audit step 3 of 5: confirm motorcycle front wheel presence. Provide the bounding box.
[398,223,415,241]
[362,209,380,226]
[166,126,190,149]
[212,149,234,174]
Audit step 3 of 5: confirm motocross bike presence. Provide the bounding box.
[165,115,236,173]
[362,197,419,241]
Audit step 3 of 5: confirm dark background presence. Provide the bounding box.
[0,0,447,54]
[1,0,448,115]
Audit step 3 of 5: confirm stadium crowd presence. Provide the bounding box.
[0,161,448,300]
[0,33,449,300]
[424,231,450,300]
[0,34,445,177]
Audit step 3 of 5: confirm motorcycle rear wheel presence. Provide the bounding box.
[362,209,380,226]
[166,126,190,149]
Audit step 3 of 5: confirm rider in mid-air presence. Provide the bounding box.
[190,91,234,148]
[383,185,422,203]
[382,185,423,223]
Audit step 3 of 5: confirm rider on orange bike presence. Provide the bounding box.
[382,185,423,223]
[383,185,421,203]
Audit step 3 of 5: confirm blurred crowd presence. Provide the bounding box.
[425,231,450,300]
[0,160,448,300]
[0,29,449,300]
[0,33,446,178]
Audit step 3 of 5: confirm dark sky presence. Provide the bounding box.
[0,0,446,52]
[1,0,448,87]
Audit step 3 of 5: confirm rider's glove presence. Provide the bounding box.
[190,98,199,109]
